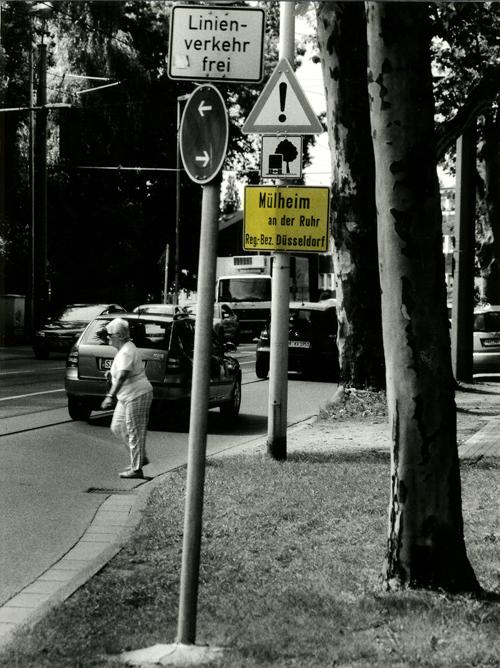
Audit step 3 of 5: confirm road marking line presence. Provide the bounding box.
[0,367,65,376]
[0,389,65,402]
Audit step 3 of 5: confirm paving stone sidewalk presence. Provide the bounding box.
[279,380,500,460]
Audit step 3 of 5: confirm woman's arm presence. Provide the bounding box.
[101,369,130,408]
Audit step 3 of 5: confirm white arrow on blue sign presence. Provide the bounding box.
[179,85,229,185]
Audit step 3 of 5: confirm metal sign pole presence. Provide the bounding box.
[267,2,295,461]
[177,179,221,644]
[174,85,228,647]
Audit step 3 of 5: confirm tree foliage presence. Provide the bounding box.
[432,3,500,302]
[0,0,288,308]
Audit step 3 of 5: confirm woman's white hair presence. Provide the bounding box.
[106,318,130,338]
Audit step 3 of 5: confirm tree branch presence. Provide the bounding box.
[435,64,500,161]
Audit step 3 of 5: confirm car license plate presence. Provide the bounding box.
[99,358,114,371]
[482,338,500,348]
[288,340,311,348]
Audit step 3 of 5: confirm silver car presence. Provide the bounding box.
[473,305,500,377]
[65,313,241,421]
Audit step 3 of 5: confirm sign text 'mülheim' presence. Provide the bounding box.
[183,13,253,75]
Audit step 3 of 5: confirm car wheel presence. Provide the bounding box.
[68,396,92,421]
[255,355,269,379]
[220,376,241,418]
[33,344,49,360]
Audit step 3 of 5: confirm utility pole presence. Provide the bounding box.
[174,94,190,306]
[163,243,169,303]
[33,39,48,331]
[28,24,36,337]
[0,3,5,300]
[267,3,294,461]
[451,124,476,382]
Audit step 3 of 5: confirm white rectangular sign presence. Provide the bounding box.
[168,5,265,83]
[261,135,303,179]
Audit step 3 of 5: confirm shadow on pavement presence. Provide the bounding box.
[457,381,500,394]
[89,409,268,438]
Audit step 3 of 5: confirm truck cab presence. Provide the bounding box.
[215,255,310,341]
[216,273,272,341]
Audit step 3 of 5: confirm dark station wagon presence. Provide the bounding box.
[255,300,339,380]
[65,313,242,421]
[33,303,126,359]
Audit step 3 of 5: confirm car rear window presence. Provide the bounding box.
[80,318,195,353]
[474,311,500,333]
[290,308,337,335]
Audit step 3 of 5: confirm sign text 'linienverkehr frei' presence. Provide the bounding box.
[244,186,330,253]
[168,5,265,83]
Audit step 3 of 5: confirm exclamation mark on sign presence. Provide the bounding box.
[279,82,287,123]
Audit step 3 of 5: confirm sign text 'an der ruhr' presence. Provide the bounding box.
[168,5,265,83]
[244,186,330,253]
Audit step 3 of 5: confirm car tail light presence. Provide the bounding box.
[66,348,79,368]
[166,355,182,372]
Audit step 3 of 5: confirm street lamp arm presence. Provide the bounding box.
[0,103,73,113]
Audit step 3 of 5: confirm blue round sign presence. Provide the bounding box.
[180,85,229,184]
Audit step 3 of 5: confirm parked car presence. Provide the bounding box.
[185,302,240,345]
[133,303,187,317]
[255,300,339,380]
[33,303,126,359]
[65,312,241,421]
[473,304,500,376]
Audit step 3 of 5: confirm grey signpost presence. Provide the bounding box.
[241,5,323,461]
[177,84,228,646]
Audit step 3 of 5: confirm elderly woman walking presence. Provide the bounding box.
[101,318,153,479]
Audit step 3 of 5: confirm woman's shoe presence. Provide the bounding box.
[119,468,143,479]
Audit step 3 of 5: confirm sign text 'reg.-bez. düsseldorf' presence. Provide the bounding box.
[244,186,330,253]
[168,6,265,83]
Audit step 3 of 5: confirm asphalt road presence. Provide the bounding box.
[0,344,336,605]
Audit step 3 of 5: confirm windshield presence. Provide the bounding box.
[218,277,271,302]
[54,305,106,322]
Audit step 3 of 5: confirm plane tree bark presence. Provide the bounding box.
[366,2,479,592]
[316,2,385,390]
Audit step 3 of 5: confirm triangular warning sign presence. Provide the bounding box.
[242,58,323,135]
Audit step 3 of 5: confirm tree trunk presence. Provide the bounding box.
[366,2,479,592]
[477,110,500,304]
[316,2,385,390]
